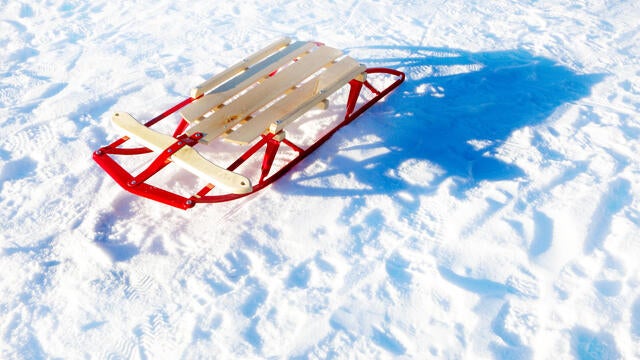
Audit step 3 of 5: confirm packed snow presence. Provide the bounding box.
[2,0,640,358]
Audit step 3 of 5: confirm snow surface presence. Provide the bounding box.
[2,0,640,358]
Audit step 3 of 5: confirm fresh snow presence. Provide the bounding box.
[2,0,640,359]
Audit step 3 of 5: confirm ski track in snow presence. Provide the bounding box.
[1,0,640,358]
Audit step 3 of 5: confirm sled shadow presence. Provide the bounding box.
[278,46,603,202]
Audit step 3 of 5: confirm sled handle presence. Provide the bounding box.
[112,112,252,194]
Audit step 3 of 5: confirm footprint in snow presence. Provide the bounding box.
[286,261,311,289]
[571,326,620,360]
[371,327,407,356]
[216,250,251,282]
[241,278,268,318]
[385,253,412,290]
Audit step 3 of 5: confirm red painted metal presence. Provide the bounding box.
[93,67,405,210]
[260,136,282,183]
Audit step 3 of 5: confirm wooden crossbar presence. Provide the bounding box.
[111,112,252,194]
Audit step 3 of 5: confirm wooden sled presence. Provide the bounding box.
[93,38,405,209]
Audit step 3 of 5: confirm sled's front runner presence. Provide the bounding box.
[93,38,404,209]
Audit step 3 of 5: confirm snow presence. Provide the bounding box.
[1,0,640,358]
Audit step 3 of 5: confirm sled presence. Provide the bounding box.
[93,37,405,209]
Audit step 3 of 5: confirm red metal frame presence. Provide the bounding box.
[93,67,405,209]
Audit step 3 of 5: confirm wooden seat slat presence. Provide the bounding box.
[223,79,319,144]
[269,57,366,135]
[190,37,291,99]
[186,45,343,143]
[180,41,315,123]
[225,57,365,144]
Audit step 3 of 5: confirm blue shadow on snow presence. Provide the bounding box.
[280,46,604,199]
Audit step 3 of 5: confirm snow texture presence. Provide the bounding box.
[1,0,640,359]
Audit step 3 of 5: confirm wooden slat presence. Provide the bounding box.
[181,41,315,123]
[225,57,364,144]
[187,45,344,143]
[269,58,365,134]
[224,79,319,144]
[111,112,252,194]
[190,37,291,99]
